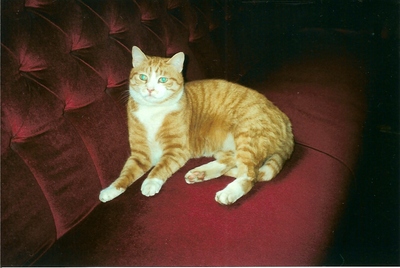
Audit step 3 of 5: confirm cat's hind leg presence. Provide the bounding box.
[185,151,236,184]
[185,161,227,183]
[216,153,291,204]
[257,153,285,182]
[215,175,254,205]
[223,167,238,177]
[215,139,260,205]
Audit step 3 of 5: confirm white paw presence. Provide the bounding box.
[185,170,206,184]
[141,178,164,197]
[215,183,245,205]
[185,161,227,184]
[99,185,125,203]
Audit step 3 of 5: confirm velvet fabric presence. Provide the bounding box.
[35,147,353,266]
[1,0,366,266]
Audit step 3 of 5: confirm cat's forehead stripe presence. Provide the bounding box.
[145,66,166,77]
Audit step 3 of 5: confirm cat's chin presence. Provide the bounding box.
[142,97,165,105]
[144,95,160,101]
[134,95,164,106]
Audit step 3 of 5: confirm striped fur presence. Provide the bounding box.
[99,47,294,205]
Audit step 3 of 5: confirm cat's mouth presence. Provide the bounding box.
[145,92,158,99]
[142,92,164,103]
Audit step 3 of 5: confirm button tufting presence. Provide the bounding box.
[1,0,229,265]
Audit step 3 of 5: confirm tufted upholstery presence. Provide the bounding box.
[2,0,227,264]
[2,0,367,266]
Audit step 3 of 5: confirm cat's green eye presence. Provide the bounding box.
[139,74,148,81]
[158,77,168,83]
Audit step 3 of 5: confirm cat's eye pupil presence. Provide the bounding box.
[159,77,168,83]
[139,74,148,81]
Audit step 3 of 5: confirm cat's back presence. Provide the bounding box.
[184,79,276,112]
[184,79,266,106]
[183,79,291,130]
[185,79,252,95]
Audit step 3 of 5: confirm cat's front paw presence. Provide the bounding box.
[99,185,125,203]
[141,178,164,197]
[215,184,245,205]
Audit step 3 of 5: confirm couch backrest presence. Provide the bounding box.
[1,0,230,265]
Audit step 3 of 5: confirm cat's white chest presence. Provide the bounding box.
[134,103,179,166]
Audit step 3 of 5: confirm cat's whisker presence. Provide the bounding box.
[117,90,131,105]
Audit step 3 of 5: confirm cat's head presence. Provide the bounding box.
[129,46,185,106]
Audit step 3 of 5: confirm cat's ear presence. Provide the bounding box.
[167,52,185,73]
[132,46,147,67]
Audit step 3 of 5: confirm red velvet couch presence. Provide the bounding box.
[1,0,367,266]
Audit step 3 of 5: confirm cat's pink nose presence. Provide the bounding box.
[147,88,155,95]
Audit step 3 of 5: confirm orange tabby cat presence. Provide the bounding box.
[99,46,294,205]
